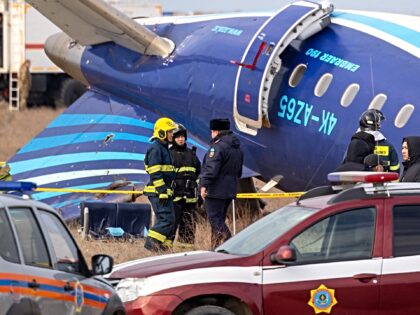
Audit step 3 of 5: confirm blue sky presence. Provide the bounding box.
[158,0,420,16]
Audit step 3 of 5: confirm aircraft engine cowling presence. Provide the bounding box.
[45,32,88,85]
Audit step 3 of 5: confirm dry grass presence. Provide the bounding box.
[70,209,262,265]
[0,102,65,161]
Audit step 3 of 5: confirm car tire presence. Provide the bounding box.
[186,305,235,315]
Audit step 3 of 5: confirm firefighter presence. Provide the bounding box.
[360,109,400,173]
[200,118,243,248]
[143,117,177,252]
[337,111,377,171]
[169,124,201,245]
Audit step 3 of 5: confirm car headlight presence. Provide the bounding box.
[116,278,147,302]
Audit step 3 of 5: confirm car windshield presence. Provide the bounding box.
[216,205,317,256]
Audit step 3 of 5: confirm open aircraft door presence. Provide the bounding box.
[233,1,333,135]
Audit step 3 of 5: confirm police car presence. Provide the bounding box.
[109,171,420,315]
[0,182,125,315]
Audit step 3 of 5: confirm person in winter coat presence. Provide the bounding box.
[169,124,201,245]
[200,118,243,248]
[337,127,375,172]
[401,136,420,182]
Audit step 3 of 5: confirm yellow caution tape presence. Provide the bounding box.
[33,188,303,199]
[35,187,143,195]
[236,192,304,199]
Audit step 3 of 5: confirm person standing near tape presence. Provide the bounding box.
[169,124,201,245]
[200,118,243,248]
[143,117,177,252]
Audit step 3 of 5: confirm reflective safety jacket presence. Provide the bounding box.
[170,144,201,203]
[144,139,175,198]
[363,130,400,174]
[374,139,400,173]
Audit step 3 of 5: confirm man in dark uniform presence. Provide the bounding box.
[143,117,177,252]
[169,124,201,245]
[200,118,243,248]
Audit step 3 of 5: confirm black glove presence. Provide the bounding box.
[159,194,169,206]
[197,195,204,207]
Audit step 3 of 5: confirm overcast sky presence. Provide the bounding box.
[158,0,420,16]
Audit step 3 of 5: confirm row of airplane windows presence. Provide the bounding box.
[288,64,414,128]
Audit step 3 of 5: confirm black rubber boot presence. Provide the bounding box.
[144,237,163,252]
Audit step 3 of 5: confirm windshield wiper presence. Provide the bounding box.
[215,249,230,254]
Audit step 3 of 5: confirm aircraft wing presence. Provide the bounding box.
[26,0,174,57]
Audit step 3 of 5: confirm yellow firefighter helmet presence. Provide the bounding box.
[153,117,177,140]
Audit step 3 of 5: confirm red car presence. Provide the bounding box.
[109,172,420,315]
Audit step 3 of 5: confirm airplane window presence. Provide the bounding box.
[395,104,414,128]
[368,93,387,111]
[288,64,307,88]
[340,83,360,107]
[314,73,333,97]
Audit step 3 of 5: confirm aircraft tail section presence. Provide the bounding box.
[6,90,206,220]
[26,0,175,57]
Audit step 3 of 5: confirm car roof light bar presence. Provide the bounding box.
[0,181,37,192]
[328,172,399,184]
[364,182,420,195]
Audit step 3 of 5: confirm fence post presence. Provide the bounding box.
[232,199,236,235]
[82,207,89,240]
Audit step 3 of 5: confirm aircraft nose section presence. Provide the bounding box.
[45,32,88,85]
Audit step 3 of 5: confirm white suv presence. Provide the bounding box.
[0,182,125,315]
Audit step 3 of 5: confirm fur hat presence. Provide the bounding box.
[210,118,230,131]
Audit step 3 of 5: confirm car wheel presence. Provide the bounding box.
[186,305,235,315]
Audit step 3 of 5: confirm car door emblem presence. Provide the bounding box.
[74,281,84,313]
[308,284,338,314]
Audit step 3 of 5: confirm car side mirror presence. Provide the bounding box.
[91,254,114,275]
[270,245,296,265]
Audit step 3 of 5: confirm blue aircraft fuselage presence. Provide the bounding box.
[79,12,420,191]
